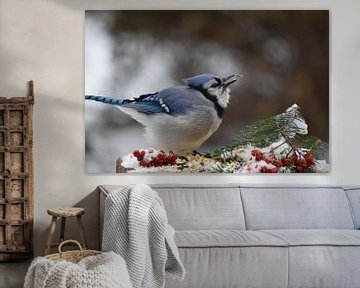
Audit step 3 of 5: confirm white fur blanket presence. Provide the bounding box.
[24,252,132,288]
[102,184,185,288]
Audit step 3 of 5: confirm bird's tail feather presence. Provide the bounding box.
[85,95,124,105]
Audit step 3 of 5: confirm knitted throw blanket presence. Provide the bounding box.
[24,252,133,288]
[102,184,185,288]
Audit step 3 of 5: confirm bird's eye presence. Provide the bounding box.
[210,79,220,88]
[215,77,221,84]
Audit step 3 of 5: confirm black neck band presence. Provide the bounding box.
[200,89,224,118]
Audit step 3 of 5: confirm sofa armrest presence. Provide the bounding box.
[99,186,109,250]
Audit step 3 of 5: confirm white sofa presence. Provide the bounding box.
[99,185,360,288]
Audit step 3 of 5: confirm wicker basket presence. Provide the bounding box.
[45,240,102,263]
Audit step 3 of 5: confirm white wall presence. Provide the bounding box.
[0,0,359,256]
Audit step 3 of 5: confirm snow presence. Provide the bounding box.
[121,154,140,169]
[315,160,330,173]
[238,160,277,173]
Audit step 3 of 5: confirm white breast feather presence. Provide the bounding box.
[118,105,222,151]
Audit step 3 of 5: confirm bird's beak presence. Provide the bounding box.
[222,74,244,87]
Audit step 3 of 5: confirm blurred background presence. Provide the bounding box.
[85,10,329,173]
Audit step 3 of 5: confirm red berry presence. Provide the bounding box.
[139,160,148,167]
[304,152,315,166]
[260,166,278,173]
[251,149,264,161]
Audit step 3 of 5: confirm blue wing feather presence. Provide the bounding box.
[121,100,165,114]
[85,95,124,105]
[85,86,207,115]
[146,86,207,115]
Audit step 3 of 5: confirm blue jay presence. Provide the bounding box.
[85,74,242,151]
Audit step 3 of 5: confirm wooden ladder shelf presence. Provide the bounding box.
[0,81,34,261]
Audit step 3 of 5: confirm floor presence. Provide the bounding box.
[0,261,30,288]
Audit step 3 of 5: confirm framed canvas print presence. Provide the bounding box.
[85,10,329,174]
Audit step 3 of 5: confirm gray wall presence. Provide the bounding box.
[0,0,359,256]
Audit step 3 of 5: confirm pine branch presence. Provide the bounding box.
[211,104,315,159]
[233,117,279,148]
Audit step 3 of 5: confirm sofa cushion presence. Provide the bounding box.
[345,188,360,229]
[100,185,246,230]
[287,246,360,288]
[155,186,246,230]
[165,246,288,288]
[261,229,360,246]
[260,230,360,288]
[175,230,287,247]
[241,187,355,230]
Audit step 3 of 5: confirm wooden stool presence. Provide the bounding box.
[45,207,87,255]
